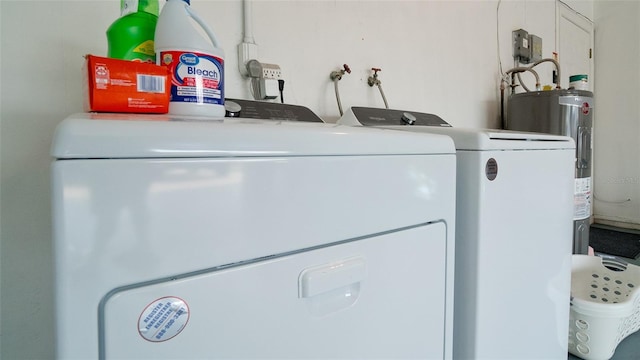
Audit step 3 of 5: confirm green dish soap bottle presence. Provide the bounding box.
[107,0,159,63]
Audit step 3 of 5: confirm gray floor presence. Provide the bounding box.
[568,253,640,360]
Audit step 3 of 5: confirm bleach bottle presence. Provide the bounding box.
[155,0,225,118]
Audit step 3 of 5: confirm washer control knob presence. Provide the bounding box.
[225,101,242,117]
[401,112,416,125]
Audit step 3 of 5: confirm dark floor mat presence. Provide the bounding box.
[590,226,640,259]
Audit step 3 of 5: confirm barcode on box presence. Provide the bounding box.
[137,74,166,93]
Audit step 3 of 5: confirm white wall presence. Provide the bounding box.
[564,0,595,20]
[0,1,566,358]
[593,0,640,229]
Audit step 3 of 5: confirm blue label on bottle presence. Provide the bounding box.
[161,51,224,106]
[179,53,199,66]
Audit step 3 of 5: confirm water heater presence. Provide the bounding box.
[507,89,594,254]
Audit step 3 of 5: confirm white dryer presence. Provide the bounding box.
[51,102,457,359]
[339,107,576,359]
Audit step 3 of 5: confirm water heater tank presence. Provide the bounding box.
[507,89,594,255]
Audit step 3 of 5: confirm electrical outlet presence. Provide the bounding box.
[260,63,282,79]
[246,60,282,80]
[245,60,283,100]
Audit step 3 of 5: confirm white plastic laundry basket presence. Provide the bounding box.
[568,255,640,360]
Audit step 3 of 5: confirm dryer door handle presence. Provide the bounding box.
[298,257,367,298]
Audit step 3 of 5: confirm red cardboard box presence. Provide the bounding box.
[84,55,170,113]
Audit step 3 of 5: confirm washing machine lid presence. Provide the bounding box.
[403,127,575,151]
[337,107,574,151]
[51,113,455,159]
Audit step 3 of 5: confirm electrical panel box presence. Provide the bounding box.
[513,29,530,62]
[529,34,542,62]
[513,29,543,64]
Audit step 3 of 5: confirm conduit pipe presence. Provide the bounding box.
[242,0,255,44]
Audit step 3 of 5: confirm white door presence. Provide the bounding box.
[102,223,449,359]
[556,1,594,89]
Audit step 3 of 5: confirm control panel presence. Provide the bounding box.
[225,98,323,123]
[348,107,451,127]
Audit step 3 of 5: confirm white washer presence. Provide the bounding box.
[339,107,576,359]
[51,105,457,359]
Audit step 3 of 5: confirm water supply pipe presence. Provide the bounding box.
[529,58,561,89]
[504,67,540,94]
[368,68,389,109]
[330,64,351,116]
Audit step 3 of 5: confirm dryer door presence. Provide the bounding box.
[101,222,448,359]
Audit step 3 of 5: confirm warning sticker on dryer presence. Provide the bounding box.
[138,296,190,342]
[574,177,592,220]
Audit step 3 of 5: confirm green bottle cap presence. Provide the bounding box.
[569,74,588,82]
